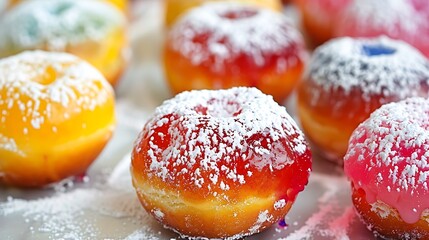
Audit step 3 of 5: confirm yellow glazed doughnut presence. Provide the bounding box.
[0,51,115,187]
[164,0,283,27]
[0,0,128,86]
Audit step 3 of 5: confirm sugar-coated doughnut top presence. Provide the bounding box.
[0,0,125,52]
[342,0,424,36]
[168,2,305,72]
[137,87,310,197]
[0,50,112,126]
[344,97,429,224]
[308,37,429,99]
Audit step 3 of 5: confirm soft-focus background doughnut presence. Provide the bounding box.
[0,0,128,86]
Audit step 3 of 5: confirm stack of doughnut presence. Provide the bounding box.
[0,51,115,187]
[131,87,312,239]
[164,0,283,27]
[297,36,429,162]
[164,2,307,103]
[0,0,128,86]
[344,98,429,239]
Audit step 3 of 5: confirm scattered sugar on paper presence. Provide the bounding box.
[0,155,161,240]
[281,174,355,240]
[125,230,162,240]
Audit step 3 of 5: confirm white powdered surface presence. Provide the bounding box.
[0,155,163,240]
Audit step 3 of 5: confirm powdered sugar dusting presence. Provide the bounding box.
[125,230,161,240]
[138,87,308,193]
[249,210,273,233]
[0,184,157,239]
[168,2,304,72]
[341,0,424,36]
[0,0,125,53]
[0,155,162,240]
[0,134,25,157]
[282,174,356,240]
[307,37,429,102]
[0,51,112,132]
[344,97,429,224]
[274,199,286,210]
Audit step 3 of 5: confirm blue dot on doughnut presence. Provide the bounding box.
[362,44,396,56]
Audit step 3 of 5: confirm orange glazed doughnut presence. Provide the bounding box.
[164,0,283,27]
[0,51,115,187]
[0,0,128,87]
[297,36,429,163]
[344,98,429,239]
[131,87,312,239]
[164,3,307,103]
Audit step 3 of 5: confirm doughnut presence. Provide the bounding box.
[164,3,307,103]
[3,0,128,12]
[297,36,429,162]
[0,0,128,86]
[335,0,429,58]
[0,51,115,187]
[164,0,283,27]
[344,97,429,239]
[293,0,351,47]
[131,87,312,239]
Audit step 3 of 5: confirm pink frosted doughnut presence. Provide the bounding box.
[344,97,429,239]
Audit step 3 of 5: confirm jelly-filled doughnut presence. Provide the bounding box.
[344,97,429,239]
[0,0,128,86]
[293,0,351,46]
[0,51,115,187]
[297,37,429,162]
[164,3,307,103]
[164,0,283,27]
[131,87,312,239]
[335,0,429,58]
